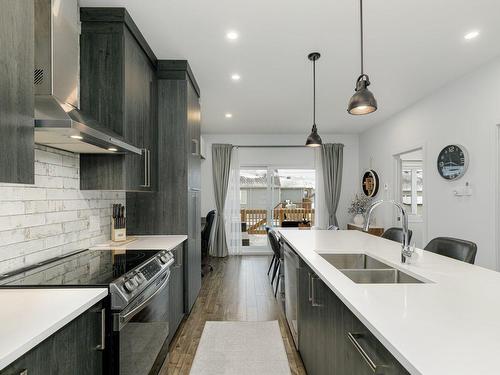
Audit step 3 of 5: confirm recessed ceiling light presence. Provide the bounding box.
[464,30,480,40]
[70,135,83,140]
[231,74,241,81]
[108,147,118,152]
[225,113,233,118]
[226,30,239,40]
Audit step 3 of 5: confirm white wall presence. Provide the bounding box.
[201,134,359,229]
[0,146,125,274]
[359,57,500,269]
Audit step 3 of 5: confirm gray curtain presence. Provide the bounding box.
[321,143,344,227]
[211,144,233,257]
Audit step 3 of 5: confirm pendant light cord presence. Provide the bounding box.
[313,58,316,126]
[360,0,364,75]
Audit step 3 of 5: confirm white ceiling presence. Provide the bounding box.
[79,0,500,135]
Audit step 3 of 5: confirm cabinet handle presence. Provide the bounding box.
[192,139,199,156]
[140,148,148,187]
[147,149,151,187]
[96,308,106,351]
[311,275,322,307]
[347,332,377,372]
[308,272,312,302]
[175,247,183,268]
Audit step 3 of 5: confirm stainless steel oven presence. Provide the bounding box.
[0,247,175,375]
[283,242,300,349]
[114,267,171,375]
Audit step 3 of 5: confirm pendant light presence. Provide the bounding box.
[305,52,322,147]
[347,0,378,115]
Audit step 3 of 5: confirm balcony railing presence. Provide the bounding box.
[241,208,315,234]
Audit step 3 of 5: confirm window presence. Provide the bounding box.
[239,167,315,249]
[401,160,423,217]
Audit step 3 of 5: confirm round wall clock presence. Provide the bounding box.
[437,144,469,180]
[362,170,379,197]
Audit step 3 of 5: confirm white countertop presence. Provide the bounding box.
[89,235,187,251]
[0,288,108,370]
[278,229,500,375]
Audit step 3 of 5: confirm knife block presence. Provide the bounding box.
[111,218,127,242]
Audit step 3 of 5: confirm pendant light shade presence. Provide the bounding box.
[305,52,322,147]
[347,74,377,115]
[348,0,378,115]
[306,124,322,147]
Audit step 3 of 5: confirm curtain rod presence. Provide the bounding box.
[232,145,309,148]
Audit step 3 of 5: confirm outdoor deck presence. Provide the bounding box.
[241,207,315,234]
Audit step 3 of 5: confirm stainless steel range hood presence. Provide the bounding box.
[34,0,141,155]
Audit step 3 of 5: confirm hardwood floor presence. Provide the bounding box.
[161,255,306,375]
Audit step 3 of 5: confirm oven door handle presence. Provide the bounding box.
[120,272,171,322]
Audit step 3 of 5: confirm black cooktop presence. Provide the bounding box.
[0,248,161,287]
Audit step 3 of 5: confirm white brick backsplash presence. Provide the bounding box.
[26,223,63,239]
[45,210,78,224]
[62,155,78,168]
[46,188,80,200]
[62,200,91,211]
[25,201,49,214]
[0,214,46,231]
[81,191,101,199]
[0,229,27,246]
[0,187,47,201]
[0,146,125,274]
[35,175,64,188]
[0,239,45,261]
[25,200,64,214]
[63,220,88,233]
[34,148,63,165]
[0,202,25,216]
[63,177,79,189]
[34,162,48,176]
[50,165,79,179]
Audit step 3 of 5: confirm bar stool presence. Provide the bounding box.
[382,227,413,244]
[267,229,283,297]
[424,237,477,264]
[265,226,276,276]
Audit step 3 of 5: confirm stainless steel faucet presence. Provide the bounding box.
[364,200,413,263]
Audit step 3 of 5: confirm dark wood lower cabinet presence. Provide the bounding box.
[297,258,409,375]
[186,190,201,312]
[169,244,185,344]
[0,301,104,375]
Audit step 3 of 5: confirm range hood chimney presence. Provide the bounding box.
[34,0,141,155]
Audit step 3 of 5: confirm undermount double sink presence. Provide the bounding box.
[319,254,424,284]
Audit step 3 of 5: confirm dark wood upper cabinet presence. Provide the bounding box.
[79,8,157,191]
[0,0,35,184]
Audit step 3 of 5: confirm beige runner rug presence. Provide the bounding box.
[189,320,291,375]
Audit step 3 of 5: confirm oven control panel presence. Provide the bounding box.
[140,261,161,281]
[110,250,175,310]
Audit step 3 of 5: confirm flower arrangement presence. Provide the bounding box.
[348,194,371,215]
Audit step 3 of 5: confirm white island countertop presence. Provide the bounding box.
[0,288,108,370]
[278,229,500,375]
[90,235,187,251]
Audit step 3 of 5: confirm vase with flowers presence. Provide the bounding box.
[348,194,371,226]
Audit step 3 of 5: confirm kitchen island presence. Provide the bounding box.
[279,229,500,375]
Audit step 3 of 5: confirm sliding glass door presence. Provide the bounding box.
[239,167,316,252]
